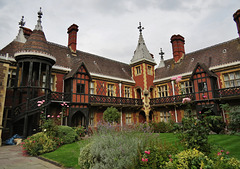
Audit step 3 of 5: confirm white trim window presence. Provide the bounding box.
[107,84,114,96]
[124,87,130,98]
[180,81,193,94]
[90,82,95,94]
[158,85,168,97]
[160,111,170,122]
[126,113,132,124]
[223,71,240,88]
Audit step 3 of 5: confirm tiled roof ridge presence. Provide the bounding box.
[53,64,71,69]
[186,38,239,56]
[155,37,239,70]
[47,41,69,49]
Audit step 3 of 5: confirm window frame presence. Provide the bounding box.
[90,81,95,95]
[180,81,193,94]
[136,66,141,75]
[158,85,168,97]
[124,86,131,98]
[160,111,170,122]
[125,112,132,124]
[77,83,85,94]
[223,71,240,88]
[107,84,114,96]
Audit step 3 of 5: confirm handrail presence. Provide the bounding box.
[89,95,143,105]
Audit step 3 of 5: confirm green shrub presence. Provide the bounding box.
[166,149,213,169]
[57,125,78,144]
[131,140,180,168]
[21,132,57,156]
[73,126,86,140]
[103,106,120,123]
[79,143,93,169]
[206,115,225,134]
[79,122,154,169]
[177,117,211,154]
[220,104,240,133]
[41,118,59,137]
[150,121,174,133]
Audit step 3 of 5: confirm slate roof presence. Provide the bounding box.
[1,28,239,83]
[155,38,240,81]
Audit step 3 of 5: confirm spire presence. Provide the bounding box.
[19,16,25,27]
[158,48,165,68]
[130,22,156,65]
[35,7,43,31]
[14,16,27,43]
[15,8,56,64]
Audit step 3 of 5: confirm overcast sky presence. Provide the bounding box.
[0,0,239,65]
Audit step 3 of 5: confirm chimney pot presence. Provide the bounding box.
[68,24,79,52]
[170,34,185,63]
[233,9,240,38]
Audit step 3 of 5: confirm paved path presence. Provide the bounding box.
[0,145,62,169]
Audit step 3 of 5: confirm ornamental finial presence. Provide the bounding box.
[35,7,43,31]
[137,22,144,33]
[159,48,165,60]
[19,16,25,27]
[38,7,43,19]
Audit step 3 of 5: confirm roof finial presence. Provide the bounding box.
[19,16,25,27]
[137,22,144,33]
[38,7,43,19]
[35,7,43,31]
[159,48,165,60]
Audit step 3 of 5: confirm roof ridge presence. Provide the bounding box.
[186,38,238,56]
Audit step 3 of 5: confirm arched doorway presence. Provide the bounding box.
[149,111,153,122]
[139,111,146,123]
[71,111,86,127]
[136,88,141,99]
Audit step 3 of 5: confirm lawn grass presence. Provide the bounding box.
[209,134,240,160]
[41,133,240,168]
[41,139,90,168]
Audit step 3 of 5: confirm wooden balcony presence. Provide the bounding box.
[50,92,71,102]
[89,95,143,106]
[150,93,195,106]
[215,87,240,99]
[150,86,240,106]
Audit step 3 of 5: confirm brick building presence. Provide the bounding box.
[0,9,240,142]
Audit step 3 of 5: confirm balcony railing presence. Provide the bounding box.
[89,95,143,105]
[215,87,240,98]
[50,92,71,102]
[150,93,195,105]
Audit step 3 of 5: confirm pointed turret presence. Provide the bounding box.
[158,48,165,68]
[14,16,27,43]
[14,8,55,64]
[130,22,156,66]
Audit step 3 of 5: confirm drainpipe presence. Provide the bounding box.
[119,82,123,128]
[171,80,178,122]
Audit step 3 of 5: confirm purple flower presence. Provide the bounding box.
[47,115,50,118]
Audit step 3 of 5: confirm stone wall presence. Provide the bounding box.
[0,59,10,146]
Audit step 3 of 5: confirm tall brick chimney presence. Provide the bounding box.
[170,34,185,63]
[233,9,240,38]
[68,24,79,52]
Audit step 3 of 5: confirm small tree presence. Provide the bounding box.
[103,106,120,123]
[221,104,240,133]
